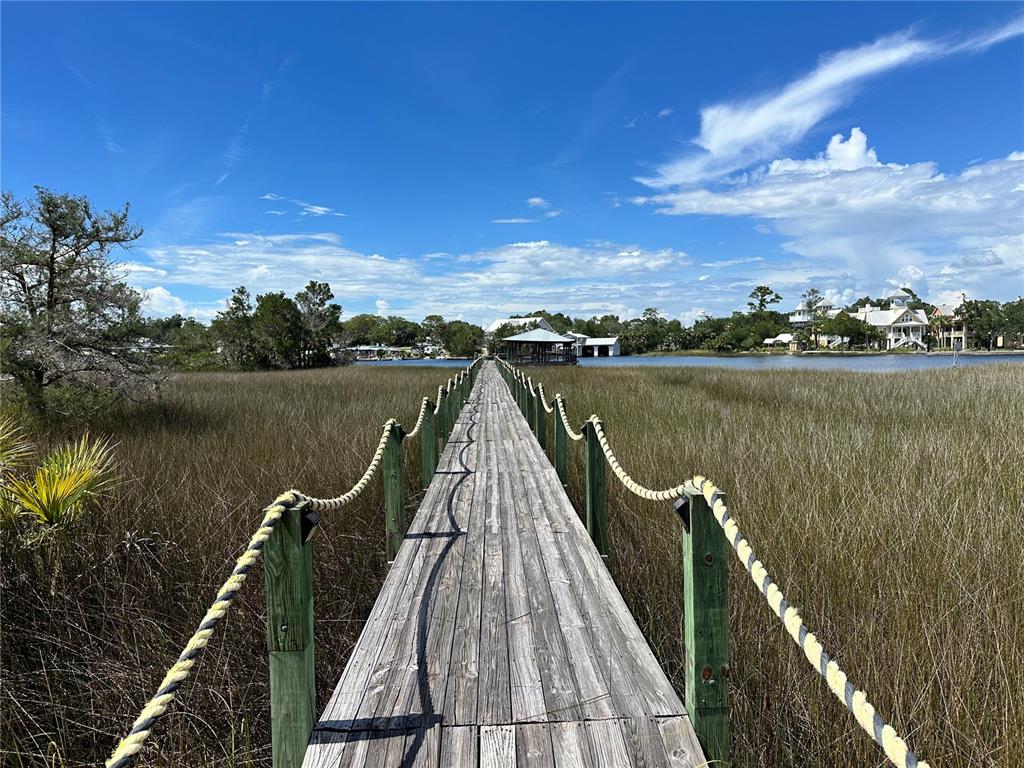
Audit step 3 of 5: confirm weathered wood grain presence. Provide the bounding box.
[302,363,705,768]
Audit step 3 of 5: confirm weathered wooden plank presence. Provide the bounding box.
[478,399,512,725]
[494,402,581,723]
[439,725,478,768]
[498,463,547,724]
[515,723,555,766]
[480,724,516,768]
[549,721,592,768]
[585,719,634,768]
[656,716,706,768]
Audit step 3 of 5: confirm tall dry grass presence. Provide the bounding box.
[2,362,1021,766]
[1,366,444,767]
[528,362,1023,768]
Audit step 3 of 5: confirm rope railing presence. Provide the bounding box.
[107,356,483,768]
[493,355,929,768]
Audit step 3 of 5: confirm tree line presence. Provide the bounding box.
[4,186,1022,416]
[142,289,485,372]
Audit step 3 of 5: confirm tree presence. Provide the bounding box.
[211,286,257,369]
[747,285,782,313]
[252,292,305,368]
[294,280,341,366]
[442,321,484,357]
[820,312,884,350]
[958,300,1004,350]
[800,288,827,347]
[1002,298,1024,348]
[382,316,421,347]
[491,321,535,342]
[342,313,386,345]
[421,314,446,343]
[162,319,218,370]
[0,187,149,414]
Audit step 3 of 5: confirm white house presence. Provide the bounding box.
[580,337,621,357]
[930,297,968,350]
[788,300,839,327]
[848,288,930,350]
[485,316,554,337]
[763,332,794,346]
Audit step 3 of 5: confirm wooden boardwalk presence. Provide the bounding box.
[303,362,705,767]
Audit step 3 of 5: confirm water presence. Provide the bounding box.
[355,354,1024,373]
[353,358,473,368]
[578,353,1024,373]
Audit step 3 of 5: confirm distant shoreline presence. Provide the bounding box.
[640,349,1024,358]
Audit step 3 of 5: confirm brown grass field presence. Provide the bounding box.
[2,361,1021,767]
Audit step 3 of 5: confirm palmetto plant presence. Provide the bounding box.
[0,426,115,531]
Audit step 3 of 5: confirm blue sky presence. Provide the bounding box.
[3,2,1022,324]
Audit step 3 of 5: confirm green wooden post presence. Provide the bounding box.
[526,379,537,433]
[680,489,730,764]
[554,396,568,485]
[535,394,547,452]
[420,401,437,488]
[519,376,528,418]
[383,423,406,562]
[583,420,609,557]
[265,501,316,768]
[436,388,447,448]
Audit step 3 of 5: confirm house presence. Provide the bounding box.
[848,288,929,350]
[563,331,589,356]
[485,316,554,337]
[580,337,621,357]
[498,328,577,365]
[930,297,968,350]
[788,300,838,327]
[763,332,794,347]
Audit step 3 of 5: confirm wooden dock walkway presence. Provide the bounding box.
[302,362,704,767]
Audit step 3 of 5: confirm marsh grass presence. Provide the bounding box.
[1,362,1021,766]
[530,362,1023,767]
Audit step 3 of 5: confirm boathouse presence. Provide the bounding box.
[499,328,577,364]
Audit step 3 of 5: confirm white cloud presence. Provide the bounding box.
[543,210,564,219]
[136,233,698,324]
[638,15,1024,187]
[140,286,220,322]
[768,127,879,175]
[526,197,551,209]
[657,108,673,119]
[492,217,538,224]
[639,135,1024,301]
[699,256,765,268]
[259,194,345,217]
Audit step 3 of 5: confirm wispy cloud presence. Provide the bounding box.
[216,55,295,186]
[657,107,673,119]
[96,121,125,153]
[494,197,563,224]
[260,193,346,217]
[638,15,1024,188]
[65,64,93,89]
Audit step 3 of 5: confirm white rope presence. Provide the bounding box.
[536,382,554,413]
[556,395,584,442]
[296,419,395,511]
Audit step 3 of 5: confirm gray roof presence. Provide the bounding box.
[502,328,575,344]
